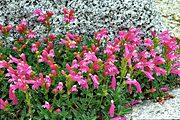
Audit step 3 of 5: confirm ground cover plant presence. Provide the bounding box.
[0,7,180,120]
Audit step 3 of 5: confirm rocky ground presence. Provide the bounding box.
[154,0,180,38]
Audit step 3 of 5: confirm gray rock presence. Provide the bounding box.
[0,0,166,40]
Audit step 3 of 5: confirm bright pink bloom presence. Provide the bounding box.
[79,60,90,73]
[170,62,180,76]
[153,66,166,76]
[109,100,115,117]
[110,75,116,90]
[26,30,36,39]
[104,61,119,76]
[144,38,153,48]
[160,87,169,92]
[126,79,142,93]
[53,82,63,93]
[16,19,27,34]
[63,7,75,23]
[111,116,126,120]
[9,85,18,105]
[90,74,99,89]
[55,108,61,113]
[94,28,108,45]
[0,60,9,68]
[31,43,38,52]
[70,85,78,93]
[143,70,154,81]
[0,99,9,110]
[42,101,52,110]
[78,79,89,89]
[84,52,98,62]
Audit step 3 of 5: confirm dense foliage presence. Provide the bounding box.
[0,7,179,120]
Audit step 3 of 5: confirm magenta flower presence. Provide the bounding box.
[53,82,63,93]
[90,74,99,89]
[104,61,119,76]
[0,98,9,110]
[70,85,78,93]
[9,85,18,105]
[142,70,154,81]
[160,87,169,92]
[42,101,52,110]
[84,52,98,62]
[126,77,142,93]
[111,116,126,120]
[94,28,108,45]
[0,60,9,68]
[78,79,89,89]
[31,43,38,52]
[55,108,61,113]
[144,38,153,48]
[109,100,115,117]
[110,75,116,90]
[63,7,75,23]
[16,19,27,34]
[153,66,166,76]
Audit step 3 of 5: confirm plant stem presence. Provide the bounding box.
[25,90,33,119]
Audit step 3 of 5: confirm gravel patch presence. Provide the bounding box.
[126,88,180,119]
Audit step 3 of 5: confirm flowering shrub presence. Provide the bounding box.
[0,7,179,119]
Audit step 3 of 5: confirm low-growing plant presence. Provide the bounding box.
[0,7,179,120]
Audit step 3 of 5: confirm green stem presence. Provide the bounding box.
[25,90,33,120]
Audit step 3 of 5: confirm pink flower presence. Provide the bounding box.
[9,85,18,105]
[55,108,61,113]
[31,43,38,52]
[53,82,63,93]
[90,74,99,89]
[126,79,142,93]
[0,60,9,68]
[26,30,36,39]
[84,52,98,62]
[153,66,166,76]
[42,101,52,110]
[0,98,9,110]
[143,70,154,81]
[160,87,169,92]
[111,116,126,120]
[109,100,115,117]
[110,75,116,90]
[144,38,153,48]
[104,61,119,76]
[70,85,78,93]
[16,19,27,34]
[94,28,108,45]
[78,79,89,89]
[63,7,75,23]
[170,62,180,76]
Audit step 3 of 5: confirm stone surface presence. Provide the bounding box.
[0,0,166,40]
[154,0,180,38]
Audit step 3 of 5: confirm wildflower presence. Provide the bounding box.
[9,85,18,105]
[63,7,75,23]
[109,100,115,117]
[0,24,12,35]
[126,77,142,93]
[90,74,99,89]
[147,88,156,93]
[110,75,116,90]
[170,62,180,76]
[130,100,140,106]
[0,99,9,110]
[55,108,61,113]
[53,82,63,93]
[42,101,52,110]
[160,87,169,92]
[104,61,119,76]
[153,66,166,76]
[70,85,78,93]
[111,116,126,120]
[16,19,27,34]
